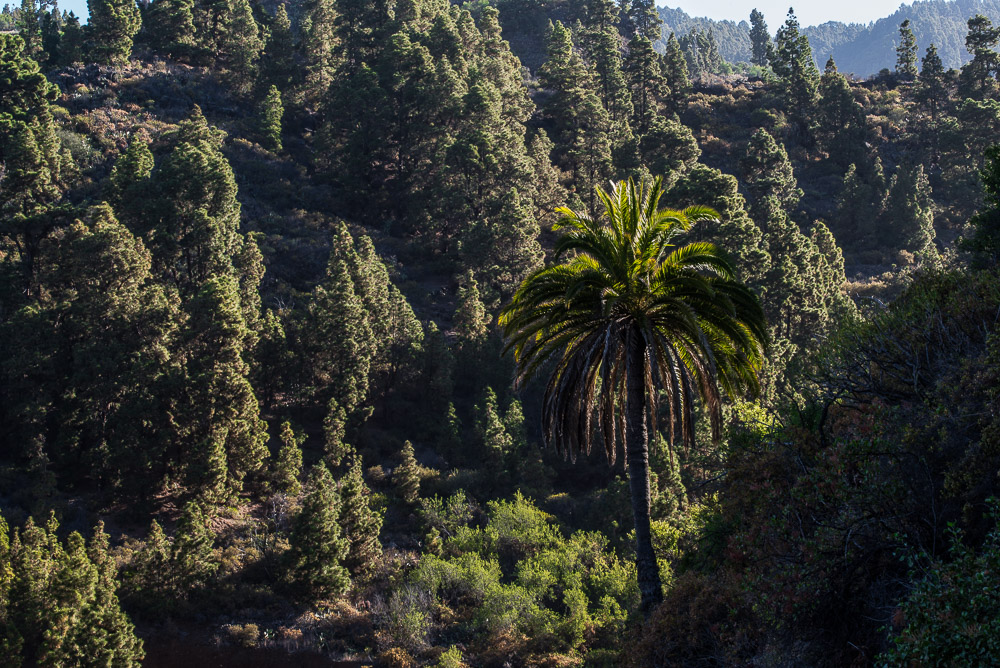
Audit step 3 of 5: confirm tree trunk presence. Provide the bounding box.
[625,329,662,616]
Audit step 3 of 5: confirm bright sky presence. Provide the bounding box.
[55,0,910,28]
[660,1,912,27]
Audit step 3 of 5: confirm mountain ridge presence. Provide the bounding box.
[659,0,1000,76]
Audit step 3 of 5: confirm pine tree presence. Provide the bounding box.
[76,523,144,665]
[394,441,420,504]
[624,34,666,135]
[749,8,770,68]
[17,0,41,58]
[190,0,228,61]
[0,34,68,298]
[60,13,84,63]
[538,20,613,212]
[458,189,543,304]
[274,421,304,495]
[338,454,383,577]
[128,520,172,606]
[580,0,632,125]
[896,19,918,81]
[39,5,61,64]
[288,463,350,599]
[86,0,141,65]
[323,398,353,467]
[661,32,691,113]
[333,0,392,69]
[220,0,264,94]
[917,43,948,123]
[260,3,295,90]
[504,398,527,454]
[476,387,512,465]
[626,0,660,41]
[258,85,283,151]
[3,204,178,496]
[2,515,141,667]
[837,160,887,245]
[739,128,802,223]
[640,115,700,187]
[299,0,336,108]
[453,270,488,345]
[171,501,218,594]
[884,163,937,255]
[963,145,1000,266]
[771,8,818,139]
[298,259,373,417]
[959,14,1000,100]
[817,58,869,170]
[108,131,153,206]
[177,275,268,499]
[139,107,242,297]
[144,0,195,59]
[667,164,771,287]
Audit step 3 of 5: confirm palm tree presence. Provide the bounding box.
[499,177,767,614]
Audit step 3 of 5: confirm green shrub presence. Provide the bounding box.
[881,519,1000,666]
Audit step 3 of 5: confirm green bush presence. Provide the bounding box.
[881,519,1000,666]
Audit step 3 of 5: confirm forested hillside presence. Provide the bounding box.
[2,0,1000,665]
[655,0,1000,76]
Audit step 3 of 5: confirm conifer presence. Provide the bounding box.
[896,19,918,81]
[749,9,770,68]
[129,520,172,604]
[739,129,802,223]
[338,454,383,577]
[288,463,350,599]
[884,163,937,255]
[261,3,295,89]
[144,0,195,59]
[60,13,84,63]
[959,14,1000,100]
[624,34,667,135]
[180,275,269,497]
[17,0,42,58]
[918,44,948,122]
[171,501,218,593]
[86,0,141,65]
[108,132,153,207]
[476,387,512,465]
[221,0,264,94]
[394,441,420,505]
[300,259,373,417]
[323,398,353,467]
[453,270,489,344]
[274,421,304,496]
[817,60,869,169]
[661,32,691,113]
[580,0,632,125]
[538,20,613,212]
[299,0,336,107]
[77,523,144,665]
[771,8,818,137]
[258,85,283,152]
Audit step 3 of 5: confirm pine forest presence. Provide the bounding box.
[2,0,1000,665]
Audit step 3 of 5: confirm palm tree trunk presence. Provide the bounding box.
[626,330,663,616]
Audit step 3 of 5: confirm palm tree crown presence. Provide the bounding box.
[500,176,767,460]
[499,176,768,613]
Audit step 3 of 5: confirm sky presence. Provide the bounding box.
[54,0,912,29]
[661,0,912,28]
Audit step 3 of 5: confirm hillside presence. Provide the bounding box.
[658,0,1000,76]
[3,0,1000,665]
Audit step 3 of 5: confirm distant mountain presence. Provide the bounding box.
[655,7,751,64]
[659,0,1000,77]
